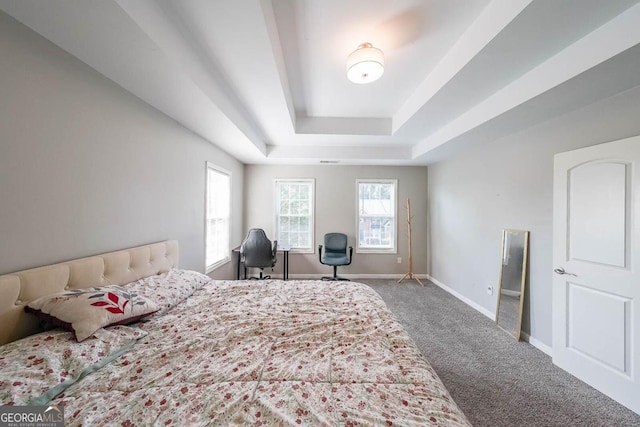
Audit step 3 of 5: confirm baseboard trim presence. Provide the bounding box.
[521,332,552,356]
[427,275,553,356]
[271,273,430,280]
[426,275,496,320]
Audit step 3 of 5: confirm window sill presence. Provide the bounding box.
[355,248,397,255]
[206,257,230,274]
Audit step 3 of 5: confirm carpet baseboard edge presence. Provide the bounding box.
[427,275,553,356]
[426,275,496,320]
[521,333,552,355]
[273,273,429,280]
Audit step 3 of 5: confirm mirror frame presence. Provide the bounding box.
[495,229,529,340]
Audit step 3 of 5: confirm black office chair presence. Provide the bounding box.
[240,228,277,279]
[318,233,353,281]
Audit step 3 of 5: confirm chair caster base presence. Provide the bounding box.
[321,276,350,281]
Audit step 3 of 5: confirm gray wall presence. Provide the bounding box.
[427,84,640,349]
[244,165,428,277]
[0,11,244,276]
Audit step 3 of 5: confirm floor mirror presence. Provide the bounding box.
[495,229,529,340]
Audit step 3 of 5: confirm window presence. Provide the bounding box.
[357,179,397,253]
[275,179,314,252]
[205,163,231,271]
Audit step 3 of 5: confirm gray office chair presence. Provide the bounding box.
[240,228,277,279]
[318,233,353,281]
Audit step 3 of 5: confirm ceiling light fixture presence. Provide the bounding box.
[346,42,384,84]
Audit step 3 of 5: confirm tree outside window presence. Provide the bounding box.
[357,179,397,253]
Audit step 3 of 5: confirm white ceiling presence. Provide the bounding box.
[2,0,640,165]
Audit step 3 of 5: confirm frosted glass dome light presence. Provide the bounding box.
[346,43,384,84]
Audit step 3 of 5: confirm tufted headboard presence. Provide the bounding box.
[0,240,178,346]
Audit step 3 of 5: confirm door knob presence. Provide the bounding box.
[554,267,577,276]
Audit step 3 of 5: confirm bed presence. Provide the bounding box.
[0,241,471,426]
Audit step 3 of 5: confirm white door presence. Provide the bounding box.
[553,135,640,414]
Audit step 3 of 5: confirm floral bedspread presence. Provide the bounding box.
[55,280,471,426]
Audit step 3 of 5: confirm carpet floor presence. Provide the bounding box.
[359,278,640,427]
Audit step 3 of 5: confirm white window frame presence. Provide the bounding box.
[205,162,231,272]
[274,178,315,253]
[356,179,398,254]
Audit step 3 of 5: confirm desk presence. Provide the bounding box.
[232,246,290,280]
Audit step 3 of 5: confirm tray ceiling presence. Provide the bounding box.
[2,0,639,165]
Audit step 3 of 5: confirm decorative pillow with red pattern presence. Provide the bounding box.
[25,285,158,342]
